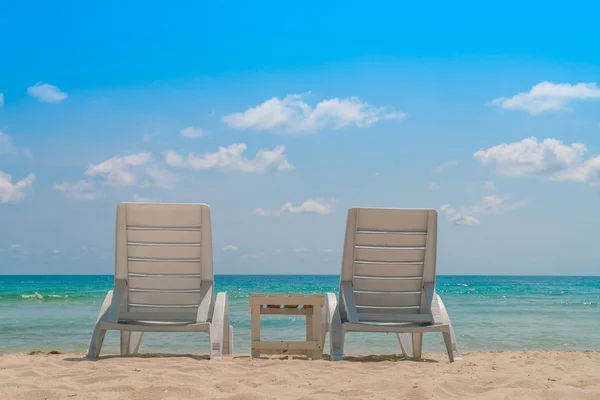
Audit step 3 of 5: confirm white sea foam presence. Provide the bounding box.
[20,292,43,299]
[20,293,67,299]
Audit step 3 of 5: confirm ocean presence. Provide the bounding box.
[0,275,599,355]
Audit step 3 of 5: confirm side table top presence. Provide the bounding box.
[248,293,324,312]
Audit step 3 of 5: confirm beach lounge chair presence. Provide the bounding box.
[87,202,233,360]
[324,207,461,362]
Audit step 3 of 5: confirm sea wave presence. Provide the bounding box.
[0,292,97,302]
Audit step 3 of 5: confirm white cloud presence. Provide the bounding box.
[143,165,180,190]
[164,150,184,167]
[80,245,97,253]
[165,143,293,173]
[435,161,458,173]
[490,82,600,115]
[143,132,159,142]
[8,243,38,257]
[57,153,177,198]
[85,152,152,186]
[483,181,497,191]
[382,111,408,120]
[27,82,68,104]
[222,92,406,133]
[440,194,527,226]
[0,131,34,159]
[292,248,308,253]
[0,93,4,107]
[428,183,440,192]
[0,131,17,155]
[253,199,333,217]
[51,249,60,254]
[53,180,103,200]
[281,200,332,214]
[319,248,334,254]
[132,194,158,202]
[474,137,600,184]
[222,245,239,252]
[0,171,35,203]
[180,126,203,138]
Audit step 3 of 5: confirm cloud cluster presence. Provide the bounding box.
[474,137,600,184]
[0,131,33,159]
[54,152,180,200]
[53,181,103,200]
[165,144,293,173]
[85,152,152,186]
[0,172,35,203]
[27,82,68,104]
[440,194,527,226]
[435,161,458,173]
[253,199,332,217]
[490,82,600,115]
[180,126,203,138]
[222,93,405,133]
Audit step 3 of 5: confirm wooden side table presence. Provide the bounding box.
[249,294,324,360]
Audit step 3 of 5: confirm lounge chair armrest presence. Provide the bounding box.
[431,292,451,325]
[323,292,339,328]
[212,292,229,326]
[96,290,114,324]
[210,292,230,360]
[432,292,462,360]
[340,282,359,323]
[425,283,448,325]
[197,281,214,323]
[324,292,345,360]
[108,279,127,323]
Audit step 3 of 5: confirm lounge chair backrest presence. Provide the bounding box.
[114,203,213,322]
[340,207,438,323]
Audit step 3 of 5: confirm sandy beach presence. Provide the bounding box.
[1,351,599,399]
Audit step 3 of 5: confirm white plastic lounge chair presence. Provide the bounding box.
[325,207,461,362]
[87,202,233,360]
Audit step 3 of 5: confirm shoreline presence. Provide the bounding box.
[2,350,599,399]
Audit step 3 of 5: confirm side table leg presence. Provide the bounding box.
[305,307,314,359]
[311,304,323,360]
[251,304,261,359]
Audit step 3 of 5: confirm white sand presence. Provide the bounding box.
[1,351,599,399]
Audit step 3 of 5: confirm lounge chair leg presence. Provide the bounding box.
[397,333,412,357]
[228,326,234,354]
[210,326,224,360]
[330,330,345,361]
[442,331,455,363]
[130,332,143,354]
[223,324,233,355]
[412,332,423,359]
[87,290,113,359]
[436,294,462,361]
[211,292,230,360]
[121,331,143,355]
[88,325,107,359]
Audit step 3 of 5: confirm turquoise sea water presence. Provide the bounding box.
[1,275,599,355]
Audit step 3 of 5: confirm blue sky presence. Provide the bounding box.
[1,1,600,275]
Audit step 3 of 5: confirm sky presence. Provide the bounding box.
[1,0,600,275]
